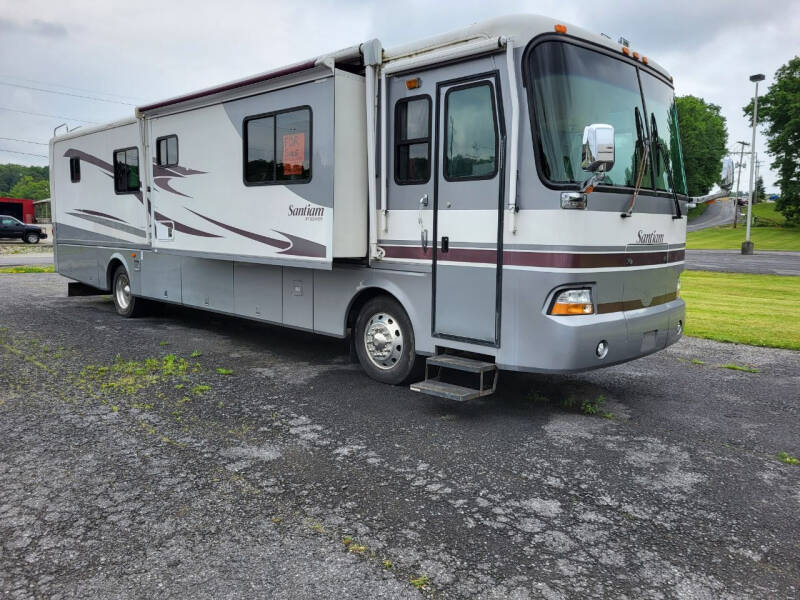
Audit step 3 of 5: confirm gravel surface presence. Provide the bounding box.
[685,249,800,276]
[2,273,799,599]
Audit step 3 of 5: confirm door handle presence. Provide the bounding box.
[441,236,449,253]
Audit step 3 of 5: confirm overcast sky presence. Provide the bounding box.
[1,0,797,193]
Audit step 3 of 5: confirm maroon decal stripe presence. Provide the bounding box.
[186,208,289,249]
[75,209,127,223]
[153,177,192,198]
[597,291,679,314]
[381,246,685,268]
[154,211,221,238]
[138,60,317,112]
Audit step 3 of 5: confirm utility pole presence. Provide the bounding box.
[743,73,765,255]
[731,141,749,228]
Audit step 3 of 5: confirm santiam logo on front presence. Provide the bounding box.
[636,230,665,244]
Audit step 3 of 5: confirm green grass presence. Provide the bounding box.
[0,264,55,273]
[682,271,800,350]
[776,451,799,465]
[687,225,800,251]
[752,202,787,227]
[720,363,760,373]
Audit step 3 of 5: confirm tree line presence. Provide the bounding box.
[0,164,50,200]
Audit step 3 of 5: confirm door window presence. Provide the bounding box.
[444,83,498,180]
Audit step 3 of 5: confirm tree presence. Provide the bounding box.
[8,175,49,200]
[675,95,728,197]
[0,163,49,195]
[744,56,800,225]
[755,175,766,203]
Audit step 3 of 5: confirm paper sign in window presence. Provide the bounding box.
[282,133,305,176]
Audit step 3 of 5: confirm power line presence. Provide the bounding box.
[0,106,98,124]
[0,81,133,106]
[0,136,48,146]
[0,147,48,158]
[0,74,144,102]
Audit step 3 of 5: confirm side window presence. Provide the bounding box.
[156,135,178,167]
[444,83,498,181]
[244,106,311,184]
[394,96,431,184]
[113,147,140,193]
[69,157,80,182]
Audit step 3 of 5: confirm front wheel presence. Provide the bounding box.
[112,265,145,317]
[354,296,416,385]
[25,232,40,244]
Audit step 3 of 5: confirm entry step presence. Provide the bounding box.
[410,379,487,402]
[425,354,496,373]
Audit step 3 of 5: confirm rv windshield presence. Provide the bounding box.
[528,41,686,194]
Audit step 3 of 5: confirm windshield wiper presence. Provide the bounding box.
[622,107,649,218]
[649,114,683,219]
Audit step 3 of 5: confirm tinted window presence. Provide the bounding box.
[395,96,431,184]
[444,84,497,180]
[114,148,140,193]
[244,107,311,184]
[69,157,80,182]
[156,135,179,167]
[640,72,687,194]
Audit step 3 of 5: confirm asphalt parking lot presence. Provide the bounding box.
[1,274,799,599]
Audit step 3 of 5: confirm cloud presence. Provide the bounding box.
[0,17,67,38]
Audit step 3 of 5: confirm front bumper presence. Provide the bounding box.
[497,298,685,373]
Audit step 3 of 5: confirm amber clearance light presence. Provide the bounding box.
[554,24,567,34]
[549,289,594,316]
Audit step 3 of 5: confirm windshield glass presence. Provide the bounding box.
[640,72,687,195]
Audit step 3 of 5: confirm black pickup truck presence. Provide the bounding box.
[0,215,47,243]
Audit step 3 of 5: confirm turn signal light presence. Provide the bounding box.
[550,289,594,316]
[405,78,421,90]
[554,24,567,34]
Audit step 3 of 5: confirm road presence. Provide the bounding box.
[2,274,799,599]
[686,249,800,276]
[687,197,735,232]
[0,253,53,267]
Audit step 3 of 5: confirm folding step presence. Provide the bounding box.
[425,354,496,373]
[410,352,498,401]
[410,379,486,402]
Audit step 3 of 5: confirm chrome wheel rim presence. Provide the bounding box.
[115,273,131,311]
[363,312,404,370]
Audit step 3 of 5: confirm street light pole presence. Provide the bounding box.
[731,141,749,228]
[742,73,765,255]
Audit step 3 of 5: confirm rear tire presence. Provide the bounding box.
[111,264,145,317]
[25,232,39,244]
[354,296,416,385]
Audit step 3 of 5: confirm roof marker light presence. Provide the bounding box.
[642,56,649,64]
[621,46,630,56]
[554,24,567,34]
[406,78,421,90]
[632,51,640,60]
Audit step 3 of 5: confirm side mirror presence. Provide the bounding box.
[720,157,734,191]
[581,124,615,173]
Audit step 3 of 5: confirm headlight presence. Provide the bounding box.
[549,288,594,315]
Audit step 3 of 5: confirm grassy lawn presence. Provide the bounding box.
[681,270,800,350]
[687,202,708,221]
[0,264,55,274]
[686,225,800,251]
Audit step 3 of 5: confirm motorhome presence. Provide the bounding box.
[50,14,698,400]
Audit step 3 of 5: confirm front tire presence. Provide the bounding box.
[25,232,40,244]
[354,296,416,385]
[112,265,145,317]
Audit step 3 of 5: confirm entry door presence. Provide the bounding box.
[433,75,504,344]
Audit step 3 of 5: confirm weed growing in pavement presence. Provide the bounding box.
[691,359,706,365]
[410,574,430,590]
[581,394,606,415]
[383,559,393,569]
[192,384,211,395]
[777,451,799,465]
[190,350,202,358]
[527,389,615,418]
[216,367,233,375]
[159,340,169,346]
[721,363,760,373]
[311,522,325,533]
